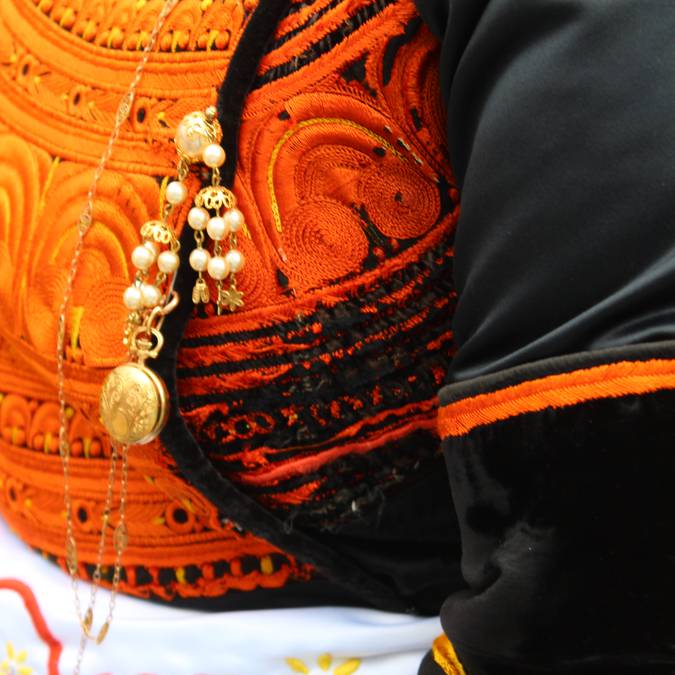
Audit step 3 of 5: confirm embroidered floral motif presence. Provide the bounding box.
[0,641,32,675]
[176,0,459,531]
[0,580,61,675]
[286,653,361,674]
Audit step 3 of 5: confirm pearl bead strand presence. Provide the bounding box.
[202,140,229,313]
[174,106,248,314]
[123,171,184,348]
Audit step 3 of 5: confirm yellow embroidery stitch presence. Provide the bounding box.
[334,659,361,675]
[285,654,362,674]
[317,653,332,670]
[285,658,310,674]
[0,641,32,675]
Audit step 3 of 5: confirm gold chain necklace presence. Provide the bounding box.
[56,0,251,668]
[56,1,182,672]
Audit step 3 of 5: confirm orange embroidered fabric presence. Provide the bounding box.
[0,366,311,598]
[438,358,675,438]
[176,0,459,529]
[0,0,459,601]
[0,0,314,600]
[0,0,249,174]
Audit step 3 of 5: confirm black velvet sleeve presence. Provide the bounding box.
[410,0,675,672]
[413,0,675,382]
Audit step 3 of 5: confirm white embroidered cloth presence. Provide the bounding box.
[0,517,440,675]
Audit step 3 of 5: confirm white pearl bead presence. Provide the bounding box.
[144,241,159,255]
[166,181,187,205]
[207,256,230,280]
[225,249,245,273]
[202,143,225,168]
[189,247,210,272]
[123,285,143,310]
[141,283,162,308]
[157,250,180,274]
[131,244,155,271]
[223,208,244,233]
[175,115,211,160]
[187,207,209,231]
[206,216,227,241]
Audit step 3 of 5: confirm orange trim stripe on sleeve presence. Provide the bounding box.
[432,634,467,675]
[439,358,675,438]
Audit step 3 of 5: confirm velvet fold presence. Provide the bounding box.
[412,0,675,381]
[418,344,675,673]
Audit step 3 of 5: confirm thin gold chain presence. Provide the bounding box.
[56,2,181,673]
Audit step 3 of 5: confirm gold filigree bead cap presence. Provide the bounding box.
[175,106,223,163]
[99,363,169,445]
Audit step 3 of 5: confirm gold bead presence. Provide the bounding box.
[82,607,93,633]
[175,110,221,162]
[66,535,78,575]
[113,522,128,556]
[96,621,110,645]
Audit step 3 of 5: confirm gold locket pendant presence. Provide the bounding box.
[100,361,169,445]
[100,322,171,445]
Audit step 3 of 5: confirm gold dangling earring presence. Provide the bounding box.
[218,203,246,313]
[99,105,250,447]
[178,106,224,310]
[181,106,247,314]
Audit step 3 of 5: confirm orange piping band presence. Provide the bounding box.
[432,634,467,675]
[439,358,675,438]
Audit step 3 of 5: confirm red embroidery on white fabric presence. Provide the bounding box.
[0,579,62,675]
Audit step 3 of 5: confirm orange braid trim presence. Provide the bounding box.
[432,634,467,675]
[439,358,675,438]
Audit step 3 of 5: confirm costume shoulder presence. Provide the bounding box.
[413,0,675,672]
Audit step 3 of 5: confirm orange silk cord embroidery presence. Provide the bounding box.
[0,0,315,599]
[0,0,458,599]
[432,634,467,675]
[0,0,251,173]
[438,358,675,438]
[0,363,311,599]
